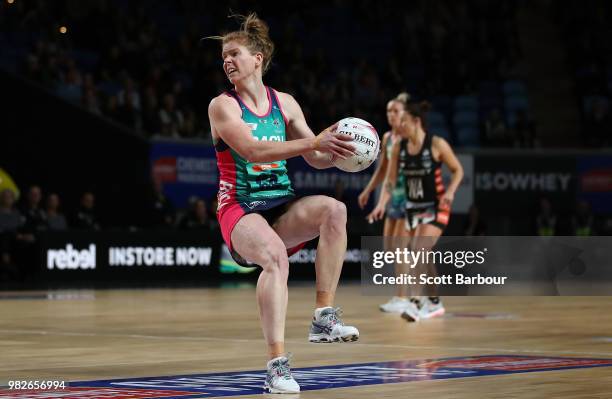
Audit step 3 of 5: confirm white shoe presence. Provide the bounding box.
[308,307,359,343]
[419,297,445,319]
[400,297,422,322]
[379,296,413,313]
[264,355,300,394]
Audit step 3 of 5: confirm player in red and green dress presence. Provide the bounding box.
[208,13,360,394]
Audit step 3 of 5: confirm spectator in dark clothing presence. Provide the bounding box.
[142,85,160,136]
[572,200,596,236]
[0,189,24,280]
[20,185,48,236]
[55,63,82,103]
[46,193,68,231]
[146,179,175,229]
[73,192,100,230]
[24,53,46,84]
[158,93,184,138]
[100,45,124,82]
[536,197,556,236]
[82,87,103,116]
[105,95,121,121]
[464,204,487,236]
[512,110,538,148]
[483,108,509,147]
[118,78,142,111]
[182,107,204,139]
[0,189,24,233]
[117,77,142,131]
[585,98,611,147]
[179,199,217,232]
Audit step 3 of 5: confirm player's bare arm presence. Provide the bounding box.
[209,95,317,163]
[433,136,463,208]
[276,91,356,168]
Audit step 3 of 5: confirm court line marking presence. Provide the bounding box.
[1,327,612,367]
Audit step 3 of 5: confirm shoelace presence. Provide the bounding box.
[324,307,344,326]
[272,354,293,379]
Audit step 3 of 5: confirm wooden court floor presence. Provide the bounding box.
[1,283,612,398]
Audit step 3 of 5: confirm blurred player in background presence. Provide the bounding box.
[359,92,413,313]
[369,100,463,322]
[207,13,359,393]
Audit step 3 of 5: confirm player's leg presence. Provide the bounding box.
[394,218,413,297]
[230,213,299,393]
[272,195,359,342]
[379,218,415,313]
[411,223,446,320]
[273,195,346,306]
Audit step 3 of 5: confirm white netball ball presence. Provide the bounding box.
[332,117,380,172]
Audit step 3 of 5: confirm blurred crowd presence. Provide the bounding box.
[553,1,612,147]
[1,0,536,147]
[0,184,219,281]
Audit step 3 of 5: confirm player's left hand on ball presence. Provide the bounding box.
[321,122,339,134]
[315,129,356,159]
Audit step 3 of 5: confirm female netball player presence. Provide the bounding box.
[368,100,463,322]
[208,13,359,393]
[358,92,412,313]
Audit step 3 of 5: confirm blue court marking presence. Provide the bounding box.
[60,355,612,398]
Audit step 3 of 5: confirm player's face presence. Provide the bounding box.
[400,113,418,137]
[386,101,404,128]
[222,41,259,84]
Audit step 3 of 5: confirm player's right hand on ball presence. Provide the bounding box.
[314,123,356,159]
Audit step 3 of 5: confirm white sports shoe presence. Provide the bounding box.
[379,296,413,313]
[308,307,359,343]
[264,355,300,394]
[400,297,422,322]
[419,297,445,319]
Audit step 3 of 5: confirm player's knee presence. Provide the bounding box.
[322,198,347,229]
[259,242,289,273]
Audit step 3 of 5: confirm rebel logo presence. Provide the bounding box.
[47,244,96,270]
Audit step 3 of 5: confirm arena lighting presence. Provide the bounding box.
[59,26,68,34]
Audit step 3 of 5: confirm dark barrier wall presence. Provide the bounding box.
[1,71,151,227]
[472,150,612,234]
[474,153,577,215]
[41,230,221,284]
[39,231,364,284]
